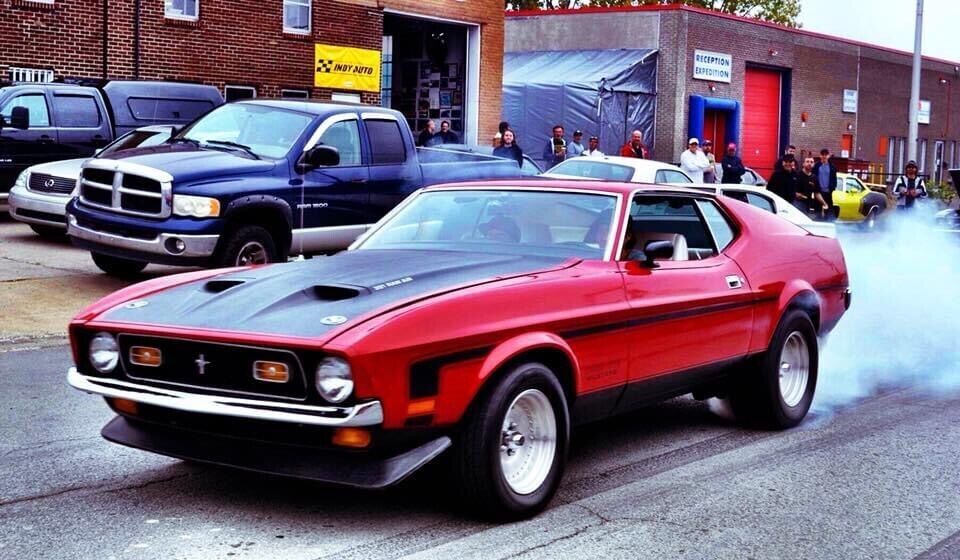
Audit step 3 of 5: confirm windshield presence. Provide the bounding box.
[100,128,173,157]
[174,103,314,159]
[548,159,635,181]
[358,189,619,259]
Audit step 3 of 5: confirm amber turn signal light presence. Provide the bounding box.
[406,398,436,417]
[332,427,371,448]
[111,398,139,415]
[130,346,162,367]
[253,361,290,383]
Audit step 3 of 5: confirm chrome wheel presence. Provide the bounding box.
[778,331,810,408]
[235,241,268,265]
[499,388,557,495]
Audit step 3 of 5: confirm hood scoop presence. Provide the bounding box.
[204,279,246,293]
[312,285,365,301]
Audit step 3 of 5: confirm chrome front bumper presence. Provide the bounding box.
[67,214,220,258]
[9,184,69,227]
[67,367,384,427]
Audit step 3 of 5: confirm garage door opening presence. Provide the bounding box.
[382,14,478,145]
[742,66,784,178]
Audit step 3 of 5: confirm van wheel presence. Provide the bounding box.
[91,252,148,277]
[216,225,280,267]
[729,309,818,429]
[453,362,569,521]
[29,224,67,240]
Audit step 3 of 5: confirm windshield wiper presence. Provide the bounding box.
[203,140,260,160]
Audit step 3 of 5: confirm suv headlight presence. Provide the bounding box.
[173,195,221,218]
[315,357,354,404]
[13,170,28,190]
[89,332,120,374]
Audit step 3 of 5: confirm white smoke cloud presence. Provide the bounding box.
[813,204,960,412]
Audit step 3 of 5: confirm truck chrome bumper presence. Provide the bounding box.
[67,367,383,427]
[67,214,219,258]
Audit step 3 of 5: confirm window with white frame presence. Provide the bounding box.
[224,85,256,102]
[9,67,55,84]
[283,0,310,34]
[165,0,199,20]
[281,89,309,99]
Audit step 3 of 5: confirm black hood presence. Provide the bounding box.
[100,250,573,340]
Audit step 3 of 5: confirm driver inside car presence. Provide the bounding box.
[477,215,522,243]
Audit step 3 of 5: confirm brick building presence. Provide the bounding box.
[506,5,960,182]
[1,0,504,143]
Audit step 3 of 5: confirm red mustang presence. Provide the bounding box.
[68,180,850,519]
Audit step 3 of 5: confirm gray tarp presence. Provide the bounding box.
[503,49,658,167]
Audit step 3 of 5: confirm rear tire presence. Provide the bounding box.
[91,252,148,277]
[729,309,818,429]
[215,225,281,268]
[860,207,878,231]
[29,224,67,239]
[453,362,569,521]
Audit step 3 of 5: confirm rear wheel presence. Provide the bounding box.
[860,207,879,231]
[215,225,281,267]
[729,309,818,429]
[453,362,569,520]
[29,224,67,240]
[91,252,148,277]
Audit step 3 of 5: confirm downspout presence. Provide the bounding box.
[133,0,141,79]
[102,0,108,79]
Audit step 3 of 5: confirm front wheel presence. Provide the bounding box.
[91,252,148,277]
[215,225,281,268]
[29,224,67,240]
[729,309,818,429]
[453,362,570,520]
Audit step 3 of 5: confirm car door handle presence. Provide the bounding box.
[38,135,55,144]
[351,178,367,184]
[726,275,744,289]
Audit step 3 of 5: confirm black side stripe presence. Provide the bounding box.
[559,299,756,340]
[409,347,492,399]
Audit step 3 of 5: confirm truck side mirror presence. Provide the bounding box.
[297,145,340,173]
[10,106,29,130]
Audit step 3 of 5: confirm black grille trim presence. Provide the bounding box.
[28,173,76,195]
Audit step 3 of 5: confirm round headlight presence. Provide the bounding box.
[315,357,353,404]
[89,332,119,374]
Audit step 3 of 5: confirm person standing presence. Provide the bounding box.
[679,138,712,183]
[436,120,459,144]
[798,156,829,216]
[493,129,524,167]
[567,130,586,157]
[893,160,929,210]
[702,139,717,183]
[768,155,801,205]
[812,148,838,219]
[720,143,746,184]
[417,120,436,147]
[542,125,567,168]
[772,144,797,174]
[584,135,604,157]
[620,130,648,159]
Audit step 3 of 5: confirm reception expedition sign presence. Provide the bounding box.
[693,50,732,83]
[314,44,381,93]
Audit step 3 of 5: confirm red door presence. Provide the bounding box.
[704,109,728,149]
[743,67,782,178]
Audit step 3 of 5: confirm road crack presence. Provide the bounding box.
[0,472,192,508]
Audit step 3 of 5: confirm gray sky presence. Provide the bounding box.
[799,0,956,62]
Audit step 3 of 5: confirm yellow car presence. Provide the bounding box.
[832,173,890,229]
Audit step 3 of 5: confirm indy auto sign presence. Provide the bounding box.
[693,50,732,84]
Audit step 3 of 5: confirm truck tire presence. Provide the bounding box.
[452,362,569,521]
[29,225,67,240]
[729,309,818,429]
[91,252,148,277]
[215,225,280,267]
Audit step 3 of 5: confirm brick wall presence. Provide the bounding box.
[1,0,106,80]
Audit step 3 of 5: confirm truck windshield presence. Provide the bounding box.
[173,103,313,159]
[358,189,619,260]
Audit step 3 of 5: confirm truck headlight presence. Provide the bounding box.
[315,357,354,404]
[89,332,120,374]
[13,170,28,190]
[173,195,221,218]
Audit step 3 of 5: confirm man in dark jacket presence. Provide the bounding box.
[720,143,746,184]
[542,125,567,168]
[417,120,436,147]
[768,155,800,205]
[812,148,838,220]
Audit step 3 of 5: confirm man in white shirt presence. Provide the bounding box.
[583,135,604,157]
[680,137,712,183]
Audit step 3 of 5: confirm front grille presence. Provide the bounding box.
[28,173,76,195]
[78,164,170,217]
[118,335,309,401]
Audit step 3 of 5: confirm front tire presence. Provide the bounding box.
[29,224,67,239]
[729,309,818,429]
[91,252,148,277]
[453,362,570,520]
[215,225,281,267]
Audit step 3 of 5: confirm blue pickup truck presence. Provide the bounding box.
[66,100,524,275]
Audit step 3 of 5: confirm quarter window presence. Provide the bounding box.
[0,94,51,127]
[283,0,311,34]
[52,95,101,128]
[318,120,362,166]
[655,169,692,183]
[165,0,198,19]
[696,200,736,251]
[365,119,407,164]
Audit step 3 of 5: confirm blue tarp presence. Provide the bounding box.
[503,49,658,167]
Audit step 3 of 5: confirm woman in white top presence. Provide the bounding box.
[679,137,713,183]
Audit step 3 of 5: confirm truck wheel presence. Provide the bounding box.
[729,309,818,429]
[216,225,279,267]
[453,362,569,520]
[91,252,148,277]
[29,225,67,240]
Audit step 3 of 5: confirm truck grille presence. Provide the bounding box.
[79,161,171,218]
[28,173,76,195]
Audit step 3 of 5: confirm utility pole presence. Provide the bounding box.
[907,0,923,167]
